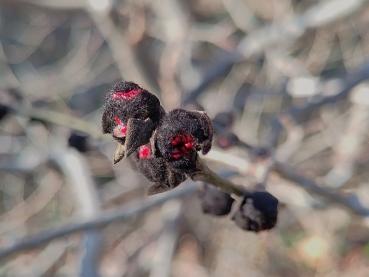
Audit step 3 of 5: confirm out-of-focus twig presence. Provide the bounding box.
[0,183,198,261]
[86,0,155,91]
[184,0,369,105]
[323,85,369,188]
[149,201,182,277]
[206,148,369,217]
[52,148,103,277]
[6,104,104,139]
[14,0,85,9]
[267,61,369,149]
[274,161,369,216]
[238,0,369,57]
[0,169,62,234]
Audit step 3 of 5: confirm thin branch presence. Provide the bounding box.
[274,162,369,216]
[149,201,182,277]
[191,159,250,196]
[6,104,104,139]
[0,183,197,261]
[52,148,103,277]
[184,0,369,105]
[267,61,369,149]
[87,2,155,91]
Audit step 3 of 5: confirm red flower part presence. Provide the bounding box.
[113,116,127,138]
[112,89,142,100]
[138,144,152,159]
[170,134,195,160]
[114,116,123,125]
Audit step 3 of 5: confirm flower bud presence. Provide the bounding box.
[0,103,10,121]
[68,131,89,153]
[200,184,234,216]
[232,191,278,232]
[154,109,213,173]
[131,144,186,194]
[102,81,165,156]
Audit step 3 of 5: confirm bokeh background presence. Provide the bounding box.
[1,0,369,276]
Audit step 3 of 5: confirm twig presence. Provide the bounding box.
[323,86,369,188]
[0,183,197,261]
[7,104,104,139]
[149,201,182,277]
[182,53,242,105]
[14,0,85,9]
[87,1,155,91]
[267,61,369,149]
[274,161,369,216]
[52,148,103,277]
[205,148,369,217]
[0,170,62,234]
[191,159,250,196]
[184,0,369,105]
[238,0,369,57]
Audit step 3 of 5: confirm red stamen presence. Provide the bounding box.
[114,116,123,125]
[120,125,127,136]
[171,151,182,160]
[170,134,195,160]
[113,116,127,137]
[112,89,142,100]
[139,145,152,159]
[184,142,193,149]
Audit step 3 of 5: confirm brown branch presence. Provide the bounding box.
[0,183,197,261]
[274,162,369,216]
[190,159,250,196]
[267,61,369,149]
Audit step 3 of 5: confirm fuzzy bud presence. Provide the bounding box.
[131,144,186,194]
[232,191,278,232]
[154,109,213,173]
[68,131,89,153]
[0,103,10,121]
[200,184,234,216]
[102,81,165,155]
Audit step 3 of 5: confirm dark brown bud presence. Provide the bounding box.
[0,103,10,121]
[154,109,213,173]
[200,184,234,216]
[68,131,89,153]
[131,144,186,194]
[102,81,165,156]
[232,191,278,232]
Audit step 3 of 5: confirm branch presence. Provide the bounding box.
[274,162,369,216]
[6,104,104,139]
[190,159,250,196]
[206,149,369,217]
[184,0,369,104]
[51,148,103,277]
[267,61,369,149]
[238,0,369,57]
[0,183,197,261]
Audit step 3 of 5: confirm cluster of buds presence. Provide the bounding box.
[102,81,278,231]
[102,81,213,194]
[199,184,278,232]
